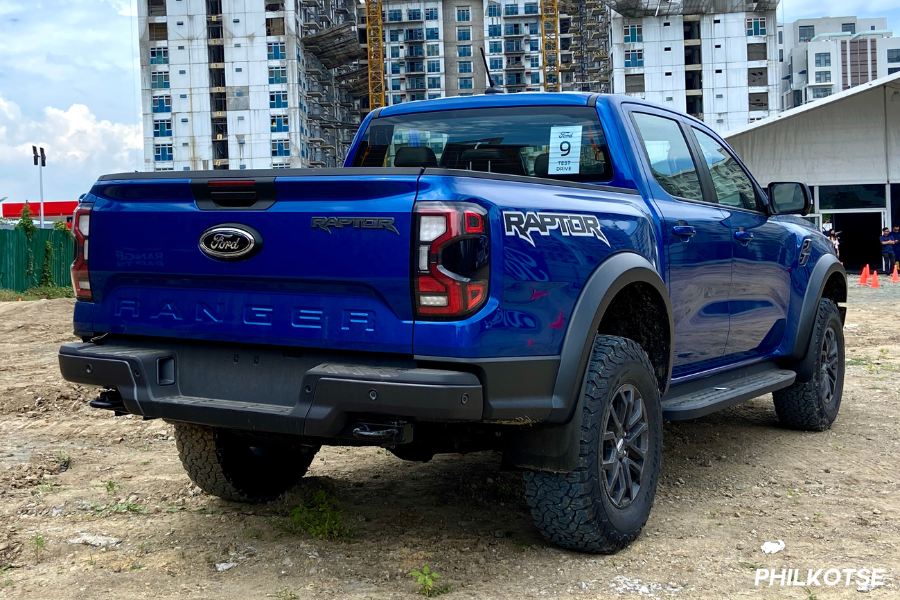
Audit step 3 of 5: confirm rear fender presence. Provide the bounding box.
[505,252,673,472]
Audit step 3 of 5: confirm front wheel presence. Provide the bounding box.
[773,298,845,431]
[523,335,662,553]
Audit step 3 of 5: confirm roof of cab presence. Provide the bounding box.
[375,92,661,118]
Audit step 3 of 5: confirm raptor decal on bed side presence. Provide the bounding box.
[502,211,610,247]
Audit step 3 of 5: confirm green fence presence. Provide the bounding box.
[0,228,76,291]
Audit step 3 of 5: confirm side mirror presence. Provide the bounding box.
[768,182,813,216]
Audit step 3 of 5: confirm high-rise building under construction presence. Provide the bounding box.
[138,0,613,172]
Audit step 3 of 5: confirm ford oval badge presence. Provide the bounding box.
[199,224,262,261]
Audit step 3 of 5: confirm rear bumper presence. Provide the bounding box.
[60,339,548,441]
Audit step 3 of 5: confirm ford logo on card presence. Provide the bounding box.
[199,224,262,261]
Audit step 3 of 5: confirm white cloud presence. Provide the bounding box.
[0,94,142,201]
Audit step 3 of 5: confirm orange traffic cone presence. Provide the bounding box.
[892,265,899,283]
[871,270,880,289]
[858,264,870,286]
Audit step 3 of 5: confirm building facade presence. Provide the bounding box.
[139,0,366,172]
[778,16,900,110]
[608,4,780,133]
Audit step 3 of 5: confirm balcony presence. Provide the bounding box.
[307,83,324,97]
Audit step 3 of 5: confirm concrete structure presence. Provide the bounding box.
[724,72,900,269]
[138,0,367,172]
[606,1,780,133]
[778,16,900,110]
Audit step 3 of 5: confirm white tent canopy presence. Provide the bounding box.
[723,72,900,188]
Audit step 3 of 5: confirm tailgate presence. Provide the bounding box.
[86,169,421,354]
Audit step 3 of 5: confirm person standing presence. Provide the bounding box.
[891,225,900,271]
[827,231,840,259]
[880,227,895,273]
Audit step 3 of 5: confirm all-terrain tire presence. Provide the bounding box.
[773,298,844,431]
[173,422,319,503]
[523,335,662,553]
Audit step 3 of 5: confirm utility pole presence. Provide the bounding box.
[32,146,46,228]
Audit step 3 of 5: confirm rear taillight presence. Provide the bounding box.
[413,202,490,319]
[70,204,92,301]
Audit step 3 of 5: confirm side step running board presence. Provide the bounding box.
[661,362,796,420]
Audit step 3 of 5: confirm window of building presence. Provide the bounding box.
[748,92,768,110]
[425,27,439,40]
[841,23,856,34]
[428,76,441,88]
[814,70,831,83]
[631,113,702,201]
[153,119,172,137]
[392,94,402,105]
[154,143,173,162]
[625,74,644,93]
[530,72,540,84]
[528,22,539,35]
[208,44,224,63]
[747,17,766,36]
[814,52,831,67]
[390,46,400,58]
[387,9,402,22]
[148,0,166,16]
[150,72,170,89]
[458,61,472,73]
[624,25,642,43]
[429,93,441,99]
[391,78,401,90]
[152,95,171,113]
[798,25,815,42]
[425,8,438,20]
[457,7,470,21]
[819,184,886,210]
[391,62,401,74]
[505,40,521,52]
[505,23,521,35]
[406,28,423,41]
[458,77,474,89]
[488,3,501,17]
[505,3,518,15]
[529,39,539,51]
[530,56,539,68]
[489,57,503,70]
[890,67,900,75]
[457,26,471,41]
[747,42,767,61]
[458,45,472,57]
[269,91,288,108]
[489,24,501,37]
[525,3,538,14]
[493,73,503,85]
[810,87,832,99]
[427,44,440,56]
[271,115,289,132]
[272,139,290,157]
[267,42,286,59]
[427,59,441,72]
[624,50,644,68]
[488,40,502,53]
[266,17,285,36]
[408,9,422,20]
[888,49,900,63]
[778,30,783,44]
[149,47,168,65]
[149,23,167,41]
[779,49,783,62]
[748,66,767,86]
[407,60,425,73]
[268,66,287,83]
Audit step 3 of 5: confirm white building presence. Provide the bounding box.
[778,16,900,110]
[139,0,366,172]
[607,1,780,133]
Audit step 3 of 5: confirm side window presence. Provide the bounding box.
[631,113,703,202]
[693,128,762,212]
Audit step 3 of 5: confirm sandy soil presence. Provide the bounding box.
[0,291,897,599]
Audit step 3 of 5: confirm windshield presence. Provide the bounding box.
[351,106,614,183]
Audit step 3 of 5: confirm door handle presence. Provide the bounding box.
[734,230,754,242]
[672,225,696,238]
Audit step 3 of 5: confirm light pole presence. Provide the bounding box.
[32,146,46,228]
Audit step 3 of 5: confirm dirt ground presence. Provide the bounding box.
[0,289,897,599]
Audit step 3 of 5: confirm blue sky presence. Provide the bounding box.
[0,0,899,204]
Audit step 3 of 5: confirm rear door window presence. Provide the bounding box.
[351,106,614,183]
[631,112,703,202]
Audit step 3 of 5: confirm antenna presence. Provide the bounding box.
[481,48,504,94]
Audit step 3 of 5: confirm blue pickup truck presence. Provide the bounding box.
[59,93,846,553]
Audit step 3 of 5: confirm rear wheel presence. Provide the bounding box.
[173,422,319,503]
[523,335,662,553]
[773,298,844,431]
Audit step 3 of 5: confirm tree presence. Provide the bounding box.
[15,203,37,240]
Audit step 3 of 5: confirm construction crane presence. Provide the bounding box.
[366,0,386,110]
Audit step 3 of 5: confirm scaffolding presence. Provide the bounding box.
[556,0,611,93]
[600,0,778,18]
